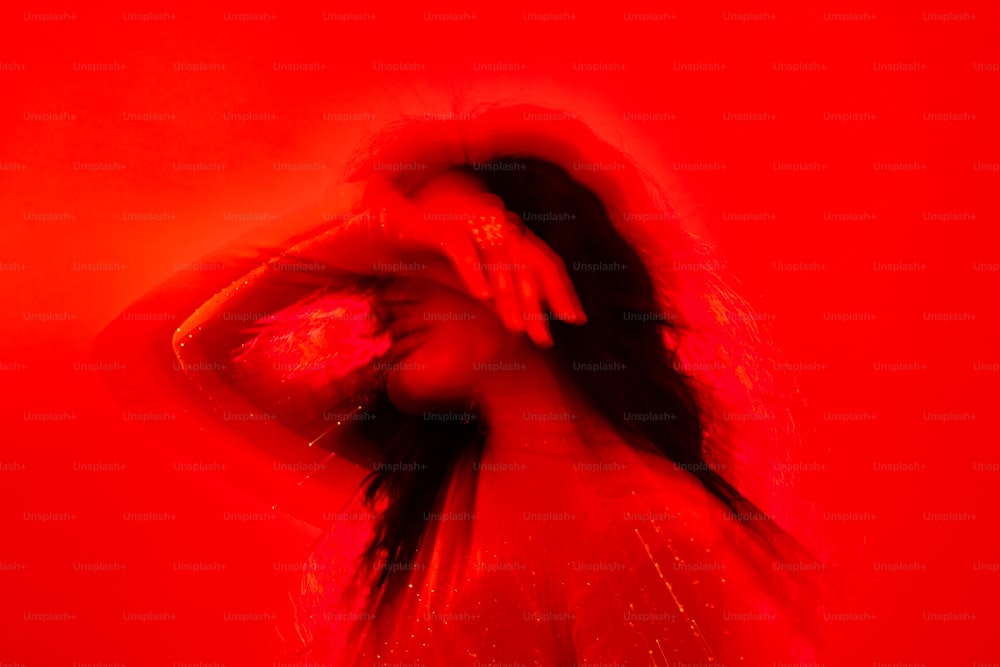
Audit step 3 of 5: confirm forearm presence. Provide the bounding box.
[276,200,412,279]
[171,191,416,368]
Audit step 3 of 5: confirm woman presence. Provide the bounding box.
[165,105,824,663]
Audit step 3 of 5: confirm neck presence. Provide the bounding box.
[473,343,586,454]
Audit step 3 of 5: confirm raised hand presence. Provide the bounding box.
[384,172,588,348]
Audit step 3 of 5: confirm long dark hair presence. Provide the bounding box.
[347,154,814,614]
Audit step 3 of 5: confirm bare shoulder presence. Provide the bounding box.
[567,436,818,662]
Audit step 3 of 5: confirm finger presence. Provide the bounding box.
[524,233,587,324]
[438,232,493,300]
[482,248,524,334]
[508,238,552,347]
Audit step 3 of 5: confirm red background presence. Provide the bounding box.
[1,1,996,664]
